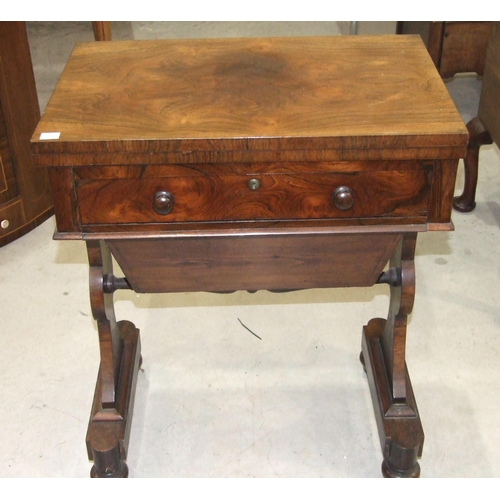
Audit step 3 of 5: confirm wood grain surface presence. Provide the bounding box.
[31,36,467,161]
[478,22,500,146]
[76,168,431,224]
[32,36,465,477]
[107,232,402,293]
[1,22,53,246]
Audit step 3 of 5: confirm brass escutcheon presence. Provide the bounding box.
[247,178,261,191]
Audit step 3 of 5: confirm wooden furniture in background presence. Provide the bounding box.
[397,21,492,79]
[31,35,467,478]
[0,21,53,247]
[92,22,112,41]
[0,21,112,247]
[454,22,500,212]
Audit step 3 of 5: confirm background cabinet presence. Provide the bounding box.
[0,22,53,247]
[397,21,492,79]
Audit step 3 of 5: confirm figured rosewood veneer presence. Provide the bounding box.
[31,35,467,478]
[75,162,432,226]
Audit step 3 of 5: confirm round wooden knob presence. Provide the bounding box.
[153,191,175,215]
[332,186,354,211]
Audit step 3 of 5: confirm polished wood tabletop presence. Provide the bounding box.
[32,36,466,162]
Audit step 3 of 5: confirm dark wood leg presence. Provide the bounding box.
[453,117,492,213]
[92,21,112,41]
[361,233,424,478]
[85,241,141,478]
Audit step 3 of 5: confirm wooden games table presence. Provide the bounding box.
[31,35,468,477]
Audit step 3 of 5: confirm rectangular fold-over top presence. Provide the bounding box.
[31,35,468,165]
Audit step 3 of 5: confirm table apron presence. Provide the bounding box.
[106,232,403,293]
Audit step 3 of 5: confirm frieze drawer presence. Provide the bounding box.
[76,167,432,225]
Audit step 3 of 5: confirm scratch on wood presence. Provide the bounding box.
[237,318,262,340]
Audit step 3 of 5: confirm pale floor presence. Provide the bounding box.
[1,22,499,479]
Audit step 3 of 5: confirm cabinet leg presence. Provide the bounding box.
[361,234,424,478]
[453,117,492,213]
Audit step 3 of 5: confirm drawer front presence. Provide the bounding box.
[76,169,432,225]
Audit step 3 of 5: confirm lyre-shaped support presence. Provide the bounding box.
[85,241,141,478]
[361,233,424,478]
[87,240,122,408]
[381,234,416,405]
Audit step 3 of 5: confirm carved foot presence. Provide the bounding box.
[382,458,420,478]
[85,241,142,477]
[362,318,424,478]
[91,462,128,478]
[86,321,141,478]
[90,444,129,478]
[453,194,477,213]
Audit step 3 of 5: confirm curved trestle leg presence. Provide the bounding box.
[361,233,424,478]
[85,240,141,478]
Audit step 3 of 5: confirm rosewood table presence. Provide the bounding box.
[31,35,468,478]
